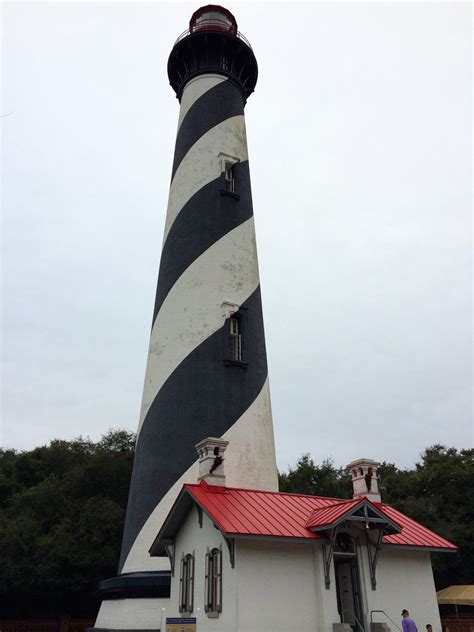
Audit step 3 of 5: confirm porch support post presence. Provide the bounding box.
[164,541,175,577]
[323,528,337,589]
[366,530,383,590]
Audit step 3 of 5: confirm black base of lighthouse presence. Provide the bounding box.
[97,570,171,600]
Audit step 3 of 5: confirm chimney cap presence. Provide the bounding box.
[346,457,380,470]
[195,436,229,451]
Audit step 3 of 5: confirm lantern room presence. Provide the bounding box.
[189,5,237,35]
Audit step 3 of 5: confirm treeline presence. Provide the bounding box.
[0,432,472,617]
[0,430,135,617]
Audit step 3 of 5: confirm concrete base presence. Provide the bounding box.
[90,572,171,631]
[333,624,354,632]
[93,596,170,630]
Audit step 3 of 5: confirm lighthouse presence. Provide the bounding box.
[92,5,278,629]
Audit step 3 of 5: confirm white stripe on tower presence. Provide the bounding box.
[163,114,248,243]
[177,74,226,131]
[138,216,259,436]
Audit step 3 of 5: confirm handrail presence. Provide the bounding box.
[174,27,252,49]
[342,609,366,632]
[370,609,403,632]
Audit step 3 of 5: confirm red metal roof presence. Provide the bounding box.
[179,481,456,551]
[305,498,366,529]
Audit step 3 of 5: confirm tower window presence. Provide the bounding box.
[205,547,222,614]
[224,161,235,192]
[229,316,241,361]
[218,153,240,199]
[179,552,194,613]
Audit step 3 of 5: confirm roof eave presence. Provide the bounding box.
[380,543,458,554]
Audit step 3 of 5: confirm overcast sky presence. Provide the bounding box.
[2,2,472,471]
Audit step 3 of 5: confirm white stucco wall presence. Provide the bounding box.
[165,508,442,632]
[167,505,237,631]
[236,540,337,632]
[359,545,442,632]
[167,505,341,632]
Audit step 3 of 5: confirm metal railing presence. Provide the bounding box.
[342,609,366,632]
[174,27,252,49]
[370,609,403,632]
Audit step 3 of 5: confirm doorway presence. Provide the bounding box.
[334,555,364,632]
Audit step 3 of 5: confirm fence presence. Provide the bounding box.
[441,616,474,632]
[0,621,94,632]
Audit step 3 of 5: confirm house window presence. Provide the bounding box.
[205,547,222,614]
[224,161,235,192]
[179,553,194,613]
[229,316,242,361]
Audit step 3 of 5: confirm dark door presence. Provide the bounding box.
[335,556,364,632]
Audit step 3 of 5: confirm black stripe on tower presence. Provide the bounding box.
[171,80,244,180]
[119,286,268,572]
[152,161,252,325]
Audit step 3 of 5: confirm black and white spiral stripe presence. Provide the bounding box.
[119,75,278,574]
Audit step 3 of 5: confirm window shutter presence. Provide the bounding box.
[188,553,195,612]
[204,548,210,612]
[179,555,185,612]
[217,547,223,612]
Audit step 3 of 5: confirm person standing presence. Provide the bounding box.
[402,609,419,632]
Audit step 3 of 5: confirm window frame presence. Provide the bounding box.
[205,546,223,615]
[223,312,248,368]
[218,152,240,200]
[179,552,195,613]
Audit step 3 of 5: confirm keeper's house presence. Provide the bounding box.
[150,438,456,632]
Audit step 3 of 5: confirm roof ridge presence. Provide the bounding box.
[184,482,348,502]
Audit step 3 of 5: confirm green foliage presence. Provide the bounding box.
[0,433,471,613]
[279,446,473,589]
[0,429,135,603]
[279,454,351,499]
[378,445,474,589]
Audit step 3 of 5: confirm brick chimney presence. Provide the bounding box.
[346,458,381,503]
[195,437,229,487]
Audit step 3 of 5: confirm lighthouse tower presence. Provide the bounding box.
[92,5,278,629]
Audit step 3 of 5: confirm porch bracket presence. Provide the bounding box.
[366,530,383,590]
[323,528,337,589]
[225,537,235,569]
[164,541,175,577]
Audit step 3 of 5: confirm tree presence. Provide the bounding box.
[0,429,135,617]
[0,434,471,617]
[279,454,351,499]
[378,445,473,589]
